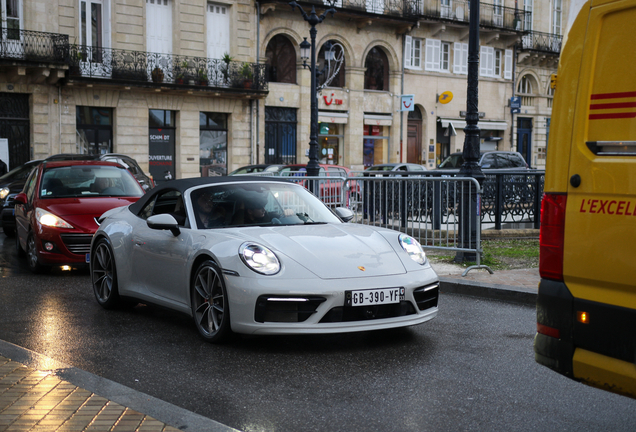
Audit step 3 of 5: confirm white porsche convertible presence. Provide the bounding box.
[90,177,439,343]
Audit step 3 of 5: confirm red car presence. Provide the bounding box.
[279,164,360,206]
[14,160,144,273]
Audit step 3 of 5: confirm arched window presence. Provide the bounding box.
[265,35,296,84]
[364,47,389,91]
[517,75,533,94]
[317,41,345,88]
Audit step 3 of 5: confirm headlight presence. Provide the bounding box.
[36,207,74,229]
[239,242,281,275]
[0,187,9,200]
[399,234,426,265]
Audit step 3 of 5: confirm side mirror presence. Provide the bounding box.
[14,192,27,205]
[334,207,354,223]
[147,214,180,236]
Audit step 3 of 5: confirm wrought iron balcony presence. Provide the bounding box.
[67,45,268,92]
[420,1,530,32]
[0,29,69,63]
[517,31,562,54]
[271,0,422,20]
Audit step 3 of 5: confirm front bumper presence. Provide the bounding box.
[226,268,439,335]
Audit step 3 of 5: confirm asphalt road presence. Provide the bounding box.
[0,234,634,432]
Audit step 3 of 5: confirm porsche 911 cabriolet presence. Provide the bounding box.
[91,177,439,342]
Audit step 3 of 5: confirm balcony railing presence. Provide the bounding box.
[420,1,530,32]
[0,29,69,63]
[517,31,562,54]
[68,45,268,91]
[279,0,422,19]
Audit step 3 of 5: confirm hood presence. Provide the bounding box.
[232,223,407,279]
[39,197,137,231]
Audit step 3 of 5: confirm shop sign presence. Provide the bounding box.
[149,127,175,183]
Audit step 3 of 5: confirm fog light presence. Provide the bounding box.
[44,242,55,251]
[577,311,589,324]
[61,265,71,271]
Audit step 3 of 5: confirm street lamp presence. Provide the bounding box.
[456,0,485,262]
[290,1,336,177]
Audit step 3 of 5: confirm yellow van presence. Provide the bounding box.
[534,0,636,398]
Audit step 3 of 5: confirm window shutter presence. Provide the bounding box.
[453,42,462,73]
[425,39,440,71]
[504,49,513,79]
[480,46,494,77]
[405,35,412,69]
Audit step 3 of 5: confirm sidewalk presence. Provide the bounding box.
[1,265,539,432]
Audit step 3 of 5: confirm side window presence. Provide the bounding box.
[496,154,514,168]
[510,153,527,167]
[25,169,38,201]
[139,190,185,225]
[480,154,496,169]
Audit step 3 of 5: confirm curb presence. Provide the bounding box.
[439,277,538,305]
[0,339,238,432]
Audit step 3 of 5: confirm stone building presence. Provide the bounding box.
[0,0,568,180]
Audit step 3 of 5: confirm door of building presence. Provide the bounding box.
[206,2,229,60]
[407,108,423,164]
[265,107,297,164]
[517,117,533,168]
[0,93,29,169]
[146,0,172,54]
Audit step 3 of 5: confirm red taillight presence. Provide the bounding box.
[539,193,567,281]
[537,323,560,339]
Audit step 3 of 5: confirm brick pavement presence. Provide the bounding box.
[0,356,180,432]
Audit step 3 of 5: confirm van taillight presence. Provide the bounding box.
[540,193,567,281]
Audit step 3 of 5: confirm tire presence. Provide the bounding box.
[3,226,15,237]
[91,238,121,309]
[15,232,25,257]
[191,260,232,343]
[26,233,49,274]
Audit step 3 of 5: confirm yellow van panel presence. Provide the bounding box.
[573,348,636,398]
[562,0,636,307]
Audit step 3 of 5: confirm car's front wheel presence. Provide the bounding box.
[26,233,49,273]
[191,260,232,343]
[91,238,121,309]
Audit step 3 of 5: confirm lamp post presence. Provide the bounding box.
[455,0,485,262]
[290,1,336,177]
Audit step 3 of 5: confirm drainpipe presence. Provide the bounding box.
[398,33,406,164]
[58,85,62,154]
[510,45,517,152]
[255,1,261,165]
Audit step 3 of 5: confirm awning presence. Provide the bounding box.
[364,113,393,126]
[439,118,509,131]
[318,111,348,124]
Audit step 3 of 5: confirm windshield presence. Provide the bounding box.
[189,182,341,229]
[366,165,395,172]
[40,165,144,198]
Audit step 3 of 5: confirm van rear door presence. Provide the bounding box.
[563,0,636,309]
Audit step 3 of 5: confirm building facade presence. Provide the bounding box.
[0,0,568,179]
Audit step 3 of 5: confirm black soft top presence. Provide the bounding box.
[128,176,291,214]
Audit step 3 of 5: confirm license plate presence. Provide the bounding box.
[85,253,90,263]
[345,288,404,307]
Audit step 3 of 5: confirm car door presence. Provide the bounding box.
[14,167,39,251]
[130,189,193,305]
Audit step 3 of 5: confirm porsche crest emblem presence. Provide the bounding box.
[358,266,366,271]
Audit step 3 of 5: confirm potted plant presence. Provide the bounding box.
[240,62,253,89]
[151,66,164,83]
[197,68,208,86]
[221,52,234,83]
[175,60,189,84]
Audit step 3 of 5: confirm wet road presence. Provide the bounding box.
[0,234,634,432]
